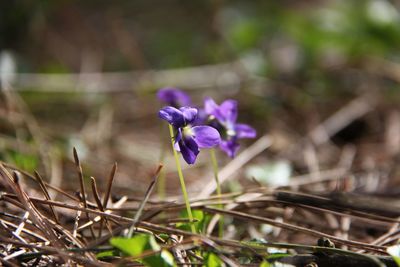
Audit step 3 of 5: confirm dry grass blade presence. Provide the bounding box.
[0,217,48,242]
[2,161,81,202]
[102,162,117,209]
[72,206,82,238]
[73,147,88,208]
[97,162,117,239]
[3,249,28,261]
[196,135,272,198]
[0,164,100,263]
[0,236,104,267]
[309,94,376,145]
[0,129,396,266]
[90,176,105,214]
[0,165,67,259]
[138,221,389,267]
[34,171,59,223]
[90,176,112,237]
[73,147,96,238]
[127,164,163,237]
[203,207,385,252]
[0,256,20,267]
[277,190,400,218]
[6,211,30,252]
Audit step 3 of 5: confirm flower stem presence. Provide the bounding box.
[168,124,196,234]
[210,148,224,238]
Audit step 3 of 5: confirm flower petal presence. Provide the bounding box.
[174,142,180,151]
[179,107,198,124]
[219,100,238,124]
[192,126,221,148]
[192,107,207,126]
[179,137,199,164]
[204,97,226,123]
[204,98,238,125]
[158,106,185,127]
[157,87,191,107]
[235,123,256,139]
[204,97,219,115]
[220,139,240,158]
[174,130,182,151]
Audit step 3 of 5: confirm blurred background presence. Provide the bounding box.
[2,0,400,197]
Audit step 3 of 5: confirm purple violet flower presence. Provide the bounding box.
[159,106,221,164]
[157,87,191,108]
[204,97,256,158]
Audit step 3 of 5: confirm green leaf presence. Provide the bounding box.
[110,235,156,257]
[387,245,400,267]
[394,257,400,267]
[96,250,115,259]
[158,233,169,241]
[110,234,175,267]
[178,209,210,234]
[160,250,175,266]
[204,252,223,267]
[265,253,291,260]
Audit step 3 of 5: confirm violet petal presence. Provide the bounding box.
[157,87,191,107]
[192,107,207,126]
[219,99,238,124]
[158,106,185,128]
[192,126,221,148]
[179,107,198,124]
[235,123,256,139]
[220,139,240,158]
[204,97,226,123]
[174,130,182,151]
[204,97,219,115]
[179,137,199,164]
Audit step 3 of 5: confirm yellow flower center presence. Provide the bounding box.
[227,129,236,137]
[182,125,194,138]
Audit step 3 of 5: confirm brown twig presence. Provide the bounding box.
[97,162,117,237]
[126,164,163,237]
[102,162,117,210]
[90,176,112,237]
[34,171,59,223]
[203,207,385,252]
[73,147,95,238]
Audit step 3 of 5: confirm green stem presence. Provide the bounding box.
[168,124,196,234]
[210,148,224,238]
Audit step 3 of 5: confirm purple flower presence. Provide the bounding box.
[157,87,191,108]
[192,107,208,126]
[159,106,221,164]
[204,97,256,157]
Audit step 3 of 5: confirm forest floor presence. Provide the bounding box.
[1,73,400,267]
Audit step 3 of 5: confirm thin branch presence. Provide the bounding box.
[72,147,95,238]
[34,171,59,223]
